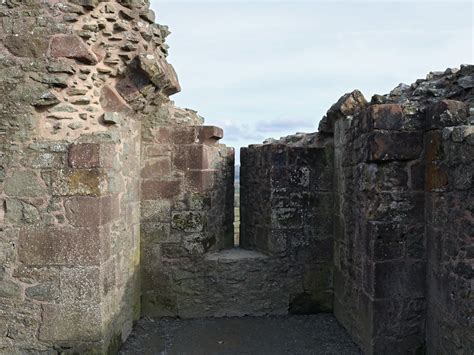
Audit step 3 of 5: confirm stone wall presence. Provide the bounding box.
[240,140,334,314]
[0,0,234,352]
[240,66,473,354]
[425,123,473,352]
[140,125,235,317]
[0,1,149,351]
[0,115,142,354]
[0,0,472,353]
[330,93,427,354]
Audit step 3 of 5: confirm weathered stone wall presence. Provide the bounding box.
[0,0,234,352]
[0,0,472,353]
[326,67,472,354]
[331,94,427,354]
[240,66,473,354]
[424,121,473,352]
[0,115,142,353]
[0,0,149,350]
[240,141,334,314]
[140,125,235,317]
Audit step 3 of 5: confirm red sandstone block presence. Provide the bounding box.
[227,147,235,159]
[367,222,404,261]
[207,146,224,170]
[141,158,172,178]
[68,143,100,168]
[155,127,172,144]
[101,259,116,296]
[409,162,425,191]
[171,127,198,145]
[65,195,120,227]
[368,131,423,161]
[366,192,424,223]
[49,35,98,65]
[370,104,404,130]
[145,144,172,157]
[186,170,216,192]
[173,145,209,170]
[155,127,196,145]
[197,126,224,145]
[68,143,115,169]
[18,227,103,266]
[39,304,102,342]
[99,85,131,112]
[141,179,181,200]
[4,35,49,58]
[371,298,425,342]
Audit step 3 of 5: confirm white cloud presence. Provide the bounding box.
[150,0,473,160]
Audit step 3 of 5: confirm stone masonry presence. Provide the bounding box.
[241,66,473,354]
[140,125,235,318]
[0,0,233,353]
[240,138,334,314]
[0,0,472,354]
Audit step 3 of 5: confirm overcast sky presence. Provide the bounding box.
[150,0,473,160]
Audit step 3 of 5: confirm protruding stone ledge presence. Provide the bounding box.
[138,53,181,95]
[197,126,224,144]
[206,248,268,262]
[49,35,98,65]
[154,126,224,146]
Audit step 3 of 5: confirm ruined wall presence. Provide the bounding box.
[140,125,235,317]
[331,93,427,354]
[0,0,472,352]
[240,139,334,314]
[0,0,149,352]
[424,112,473,352]
[240,65,473,354]
[327,67,473,354]
[0,0,233,352]
[1,134,142,354]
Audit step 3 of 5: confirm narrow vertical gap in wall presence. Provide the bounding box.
[234,164,240,247]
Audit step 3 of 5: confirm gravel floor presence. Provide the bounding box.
[119,314,361,355]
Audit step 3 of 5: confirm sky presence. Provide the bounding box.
[150,0,473,161]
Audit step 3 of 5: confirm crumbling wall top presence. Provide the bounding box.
[0,0,202,143]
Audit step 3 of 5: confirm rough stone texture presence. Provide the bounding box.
[329,88,428,354]
[120,314,361,355]
[240,141,334,314]
[241,65,473,354]
[140,125,235,318]
[425,125,474,355]
[0,0,231,353]
[0,0,472,353]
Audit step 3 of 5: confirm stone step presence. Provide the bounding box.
[205,247,265,262]
[173,248,297,318]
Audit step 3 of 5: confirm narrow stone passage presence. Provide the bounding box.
[119,314,361,355]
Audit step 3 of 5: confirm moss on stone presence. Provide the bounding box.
[171,211,205,232]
